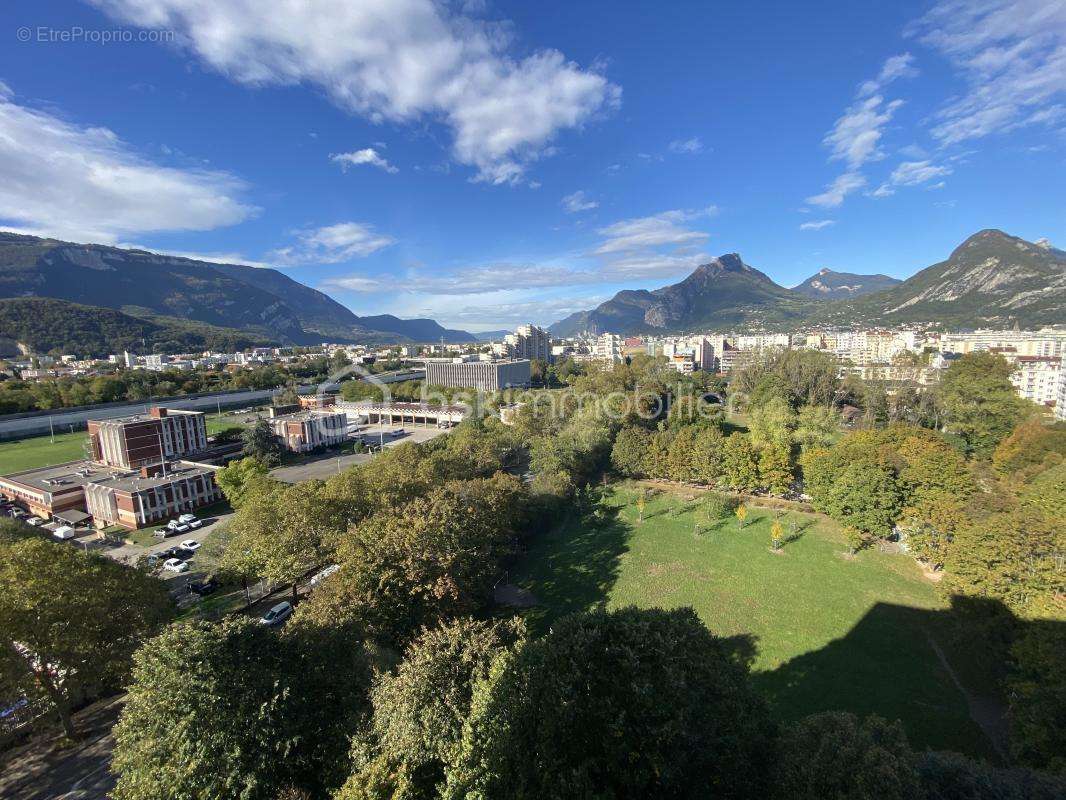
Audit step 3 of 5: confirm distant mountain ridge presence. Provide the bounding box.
[550,253,816,336]
[550,230,1065,335]
[791,268,901,300]
[0,232,475,346]
[806,229,1066,328]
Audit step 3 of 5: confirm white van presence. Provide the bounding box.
[52,526,78,540]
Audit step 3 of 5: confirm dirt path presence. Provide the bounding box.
[925,632,1011,762]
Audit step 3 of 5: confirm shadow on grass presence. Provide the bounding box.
[751,597,1041,760]
[514,502,631,635]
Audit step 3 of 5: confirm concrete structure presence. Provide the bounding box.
[268,409,348,453]
[425,359,531,390]
[339,401,467,427]
[83,461,223,529]
[593,334,624,363]
[87,407,207,469]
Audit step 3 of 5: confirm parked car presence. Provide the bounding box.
[167,520,191,534]
[178,514,203,529]
[179,539,201,551]
[26,516,44,526]
[309,564,340,587]
[259,601,293,626]
[162,558,188,573]
[189,578,218,596]
[52,526,78,540]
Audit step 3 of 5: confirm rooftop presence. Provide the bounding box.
[87,461,217,493]
[0,460,126,493]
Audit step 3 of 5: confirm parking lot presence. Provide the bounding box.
[270,423,448,483]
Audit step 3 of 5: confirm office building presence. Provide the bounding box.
[87,407,208,470]
[84,462,223,529]
[0,458,221,529]
[425,359,531,390]
[268,409,349,453]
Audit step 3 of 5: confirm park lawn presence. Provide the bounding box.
[0,415,248,475]
[511,481,992,758]
[0,430,90,473]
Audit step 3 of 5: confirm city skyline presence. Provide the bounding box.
[0,0,1063,331]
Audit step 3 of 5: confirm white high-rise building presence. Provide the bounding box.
[504,324,552,363]
[1010,356,1061,407]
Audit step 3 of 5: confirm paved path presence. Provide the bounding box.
[0,696,123,800]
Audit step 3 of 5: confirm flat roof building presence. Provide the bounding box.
[268,409,348,453]
[425,359,531,391]
[0,458,221,529]
[87,406,207,469]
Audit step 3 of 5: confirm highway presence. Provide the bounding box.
[0,368,425,440]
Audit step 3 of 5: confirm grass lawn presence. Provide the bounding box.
[0,415,249,475]
[511,481,992,757]
[0,430,90,473]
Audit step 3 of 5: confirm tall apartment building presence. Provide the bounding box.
[87,407,208,469]
[268,409,348,453]
[504,324,552,363]
[425,359,531,390]
[1009,356,1061,407]
[941,329,1066,357]
[593,334,624,363]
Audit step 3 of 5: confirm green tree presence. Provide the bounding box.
[222,478,337,603]
[610,426,652,477]
[302,475,527,645]
[337,618,524,800]
[111,618,371,800]
[772,712,921,800]
[722,433,760,492]
[815,460,901,552]
[940,352,1032,458]
[793,404,839,450]
[444,607,773,800]
[215,456,270,508]
[748,396,796,448]
[241,418,282,466]
[0,539,171,739]
[758,441,794,495]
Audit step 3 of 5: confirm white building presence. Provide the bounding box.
[1010,356,1061,407]
[593,334,624,363]
[503,324,552,363]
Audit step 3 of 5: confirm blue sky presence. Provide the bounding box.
[0,0,1063,332]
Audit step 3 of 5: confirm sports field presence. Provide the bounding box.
[511,481,991,756]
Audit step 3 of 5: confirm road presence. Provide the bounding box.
[0,367,427,440]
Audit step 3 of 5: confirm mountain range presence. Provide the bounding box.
[791,268,901,300]
[550,230,1065,336]
[0,232,476,353]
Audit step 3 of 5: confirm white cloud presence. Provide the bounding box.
[870,159,953,197]
[323,262,598,295]
[561,190,598,213]
[269,222,395,266]
[325,205,719,299]
[91,0,620,184]
[668,136,704,154]
[857,53,919,97]
[799,219,836,231]
[0,89,253,243]
[595,207,716,254]
[889,159,953,185]
[907,0,1066,144]
[331,147,398,173]
[824,95,904,169]
[806,172,866,208]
